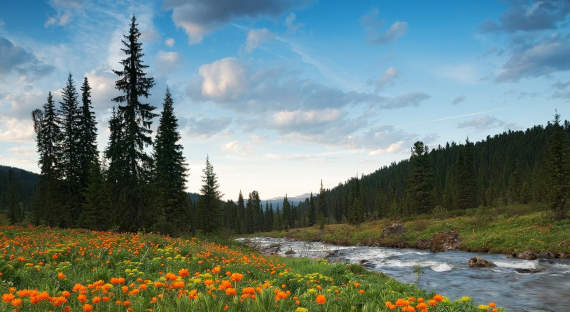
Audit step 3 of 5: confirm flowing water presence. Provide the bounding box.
[237,237,570,312]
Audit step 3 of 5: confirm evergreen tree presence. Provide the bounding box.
[347,178,364,224]
[112,16,156,184]
[282,195,291,229]
[5,169,22,224]
[456,140,477,209]
[59,73,82,225]
[153,89,188,233]
[547,113,570,219]
[318,180,327,219]
[105,108,124,185]
[79,164,111,230]
[308,193,316,226]
[78,77,98,191]
[32,92,63,226]
[237,191,246,233]
[198,157,222,233]
[111,16,156,231]
[408,141,434,214]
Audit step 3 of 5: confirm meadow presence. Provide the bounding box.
[0,226,503,311]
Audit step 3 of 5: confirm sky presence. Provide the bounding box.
[0,0,569,200]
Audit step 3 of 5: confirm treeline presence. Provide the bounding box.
[0,166,39,223]
[28,17,221,235]
[266,116,570,231]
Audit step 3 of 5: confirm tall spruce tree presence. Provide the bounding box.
[237,191,246,233]
[105,108,124,184]
[547,113,570,219]
[59,73,82,225]
[408,141,434,214]
[78,77,98,190]
[153,89,188,233]
[79,164,111,230]
[199,156,222,233]
[32,92,63,226]
[308,192,316,226]
[318,180,327,219]
[282,195,291,229]
[111,16,156,230]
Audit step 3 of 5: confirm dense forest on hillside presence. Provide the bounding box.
[1,16,568,236]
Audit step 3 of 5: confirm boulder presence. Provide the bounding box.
[537,251,555,259]
[359,259,374,269]
[260,243,281,255]
[285,248,296,255]
[430,230,462,252]
[381,223,406,237]
[468,256,496,268]
[416,238,431,249]
[516,251,537,260]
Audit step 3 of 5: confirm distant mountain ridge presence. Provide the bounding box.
[263,193,311,209]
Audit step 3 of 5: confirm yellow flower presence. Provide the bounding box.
[296,308,308,312]
[459,296,471,302]
[478,304,490,310]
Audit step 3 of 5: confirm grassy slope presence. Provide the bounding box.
[260,204,570,255]
[0,226,502,311]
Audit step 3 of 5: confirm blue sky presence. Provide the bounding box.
[0,0,569,199]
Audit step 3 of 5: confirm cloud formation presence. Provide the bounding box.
[451,96,466,105]
[480,0,570,33]
[361,9,407,44]
[377,67,398,89]
[155,51,183,73]
[245,28,274,52]
[496,34,570,82]
[285,12,303,33]
[0,37,54,79]
[197,57,247,100]
[45,0,84,27]
[457,115,516,130]
[164,0,310,44]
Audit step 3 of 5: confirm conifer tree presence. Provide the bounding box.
[408,141,434,214]
[199,156,222,233]
[59,73,82,225]
[308,193,316,226]
[547,113,570,219]
[456,140,477,209]
[5,169,22,224]
[237,191,246,233]
[112,16,156,184]
[33,92,63,226]
[105,108,124,185]
[318,180,327,219]
[78,77,98,191]
[79,164,111,230]
[282,195,291,229]
[111,16,156,230]
[153,89,188,233]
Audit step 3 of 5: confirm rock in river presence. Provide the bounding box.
[468,256,496,268]
[430,230,462,252]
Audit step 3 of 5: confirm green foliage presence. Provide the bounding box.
[546,113,570,219]
[199,157,222,233]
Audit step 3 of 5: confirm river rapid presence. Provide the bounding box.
[237,237,570,312]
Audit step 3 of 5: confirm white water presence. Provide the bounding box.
[238,237,570,312]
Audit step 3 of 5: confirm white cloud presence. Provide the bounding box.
[368,141,405,155]
[272,109,341,127]
[0,116,35,143]
[245,28,274,53]
[361,9,408,44]
[156,51,182,73]
[377,67,398,89]
[285,12,303,33]
[165,37,175,47]
[198,57,247,100]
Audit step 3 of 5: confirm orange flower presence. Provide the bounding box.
[82,304,93,312]
[489,302,496,308]
[58,272,66,280]
[178,268,189,278]
[212,266,221,274]
[353,282,360,288]
[316,294,326,304]
[225,288,236,296]
[433,294,443,302]
[11,298,22,307]
[230,273,243,282]
[427,299,437,306]
[165,273,177,280]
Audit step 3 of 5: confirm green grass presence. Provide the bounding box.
[0,226,504,311]
[259,204,570,255]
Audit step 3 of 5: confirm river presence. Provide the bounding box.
[237,237,570,312]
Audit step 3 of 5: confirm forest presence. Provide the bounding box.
[1,16,569,236]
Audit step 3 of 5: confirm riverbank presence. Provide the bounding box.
[256,204,570,258]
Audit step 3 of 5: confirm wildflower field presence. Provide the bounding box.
[0,226,502,312]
